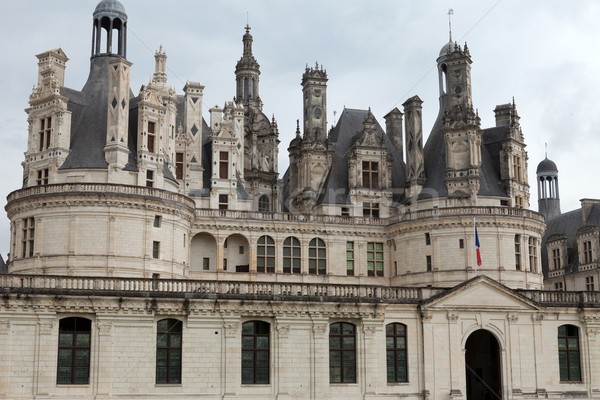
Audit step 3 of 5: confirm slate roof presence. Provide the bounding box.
[0,255,7,274]
[541,202,600,277]
[60,55,138,171]
[316,108,407,205]
[419,96,509,200]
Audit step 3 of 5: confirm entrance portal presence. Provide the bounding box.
[465,330,502,400]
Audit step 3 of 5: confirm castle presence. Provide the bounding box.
[1,1,599,399]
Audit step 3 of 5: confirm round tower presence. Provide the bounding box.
[537,157,561,219]
[92,0,128,58]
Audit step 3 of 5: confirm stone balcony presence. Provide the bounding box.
[1,274,597,307]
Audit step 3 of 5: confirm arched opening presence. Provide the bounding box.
[190,232,216,271]
[244,78,249,100]
[440,63,448,95]
[225,233,250,272]
[465,329,502,400]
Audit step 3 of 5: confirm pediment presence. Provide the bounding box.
[423,276,540,311]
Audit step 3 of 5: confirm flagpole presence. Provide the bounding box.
[474,217,479,275]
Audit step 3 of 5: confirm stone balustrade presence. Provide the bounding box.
[1,274,597,306]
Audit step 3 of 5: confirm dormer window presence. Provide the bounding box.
[147,121,156,153]
[362,161,379,189]
[39,117,52,151]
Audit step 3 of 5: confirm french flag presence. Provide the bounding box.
[475,221,482,267]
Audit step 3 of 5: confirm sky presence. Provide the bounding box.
[1,0,599,259]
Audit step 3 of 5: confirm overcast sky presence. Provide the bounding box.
[1,0,599,259]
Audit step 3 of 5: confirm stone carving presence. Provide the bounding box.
[224,322,240,338]
[38,320,55,335]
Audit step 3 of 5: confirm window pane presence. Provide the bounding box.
[256,336,269,349]
[342,324,354,335]
[157,334,168,347]
[256,368,269,384]
[57,367,72,384]
[171,334,181,348]
[242,336,253,349]
[309,248,316,258]
[330,323,340,335]
[75,349,89,367]
[376,243,383,250]
[74,367,89,384]
[329,337,340,349]
[58,349,72,366]
[343,337,355,349]
[59,333,73,347]
[158,320,168,332]
[283,247,291,257]
[330,366,341,383]
[76,333,90,348]
[156,349,167,366]
[318,249,325,258]
[293,248,300,257]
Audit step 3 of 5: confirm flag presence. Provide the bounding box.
[475,221,482,267]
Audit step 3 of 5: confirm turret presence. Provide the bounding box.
[301,62,328,143]
[92,0,127,58]
[235,25,261,107]
[537,157,561,219]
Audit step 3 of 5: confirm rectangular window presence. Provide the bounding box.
[554,281,564,291]
[242,321,270,384]
[146,170,154,188]
[239,245,245,255]
[329,322,356,383]
[153,215,161,228]
[362,161,379,189]
[514,234,521,271]
[513,156,522,182]
[341,207,350,217]
[39,116,52,151]
[367,242,384,276]
[558,325,581,382]
[152,241,160,259]
[586,276,595,291]
[223,258,228,270]
[583,240,592,264]
[37,168,49,186]
[553,248,561,270]
[529,237,538,271]
[21,217,35,258]
[515,196,523,209]
[156,319,182,384]
[147,121,156,153]
[425,233,431,246]
[426,255,432,272]
[386,323,408,383]
[459,239,464,249]
[203,257,210,271]
[219,151,229,179]
[346,241,354,276]
[219,194,228,210]
[57,317,91,385]
[362,202,379,218]
[175,152,184,179]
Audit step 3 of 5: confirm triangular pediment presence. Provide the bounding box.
[423,276,540,311]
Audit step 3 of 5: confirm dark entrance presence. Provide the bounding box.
[465,330,502,400]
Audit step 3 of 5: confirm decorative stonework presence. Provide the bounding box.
[507,314,519,323]
[276,323,290,338]
[312,323,327,338]
[362,324,378,337]
[0,319,11,334]
[531,313,544,323]
[38,320,55,335]
[447,312,459,322]
[224,322,240,338]
[97,321,114,336]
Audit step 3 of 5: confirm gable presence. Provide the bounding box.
[423,276,539,311]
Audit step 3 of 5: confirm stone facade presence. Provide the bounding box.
[2,1,599,399]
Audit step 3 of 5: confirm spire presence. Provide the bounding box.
[448,8,454,42]
[152,45,167,84]
[243,24,253,56]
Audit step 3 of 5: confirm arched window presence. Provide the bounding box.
[309,238,326,275]
[386,323,408,382]
[244,78,249,100]
[558,325,581,382]
[251,78,256,99]
[242,321,270,384]
[57,317,91,384]
[283,237,301,274]
[257,235,275,273]
[156,319,182,384]
[258,195,270,212]
[329,322,356,383]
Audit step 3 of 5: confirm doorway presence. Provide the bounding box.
[465,329,502,400]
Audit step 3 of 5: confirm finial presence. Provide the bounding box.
[448,9,454,42]
[333,110,337,125]
[512,96,516,107]
[296,119,301,138]
[545,142,548,159]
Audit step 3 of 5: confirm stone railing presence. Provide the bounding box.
[0,274,426,303]
[2,274,598,307]
[6,183,196,209]
[517,289,600,307]
[195,208,388,226]
[196,206,544,226]
[391,206,545,224]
